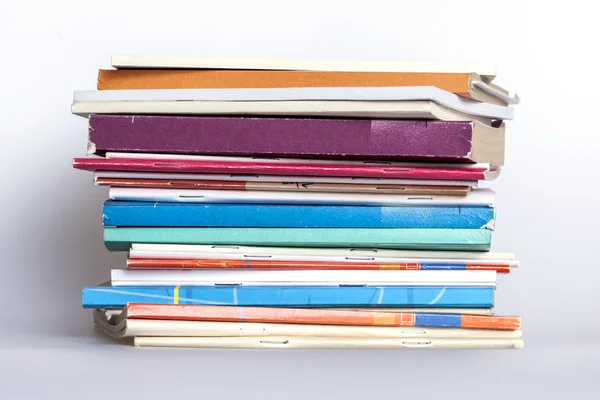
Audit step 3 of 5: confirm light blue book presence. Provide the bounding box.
[82,285,495,309]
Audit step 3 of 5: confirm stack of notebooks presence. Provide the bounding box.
[72,54,523,349]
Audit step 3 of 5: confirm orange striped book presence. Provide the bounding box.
[126,258,511,273]
[125,303,521,330]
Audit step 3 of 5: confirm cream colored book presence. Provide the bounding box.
[130,243,518,266]
[132,336,524,349]
[110,55,499,83]
[72,86,512,122]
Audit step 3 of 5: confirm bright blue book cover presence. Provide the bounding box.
[81,285,495,309]
[102,201,495,229]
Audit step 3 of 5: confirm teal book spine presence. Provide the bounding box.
[103,227,491,251]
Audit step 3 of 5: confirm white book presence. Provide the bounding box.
[129,249,517,267]
[111,54,498,81]
[130,243,517,265]
[94,309,520,339]
[73,100,494,123]
[132,336,524,349]
[72,86,512,121]
[108,187,495,207]
[94,171,478,188]
[110,269,497,287]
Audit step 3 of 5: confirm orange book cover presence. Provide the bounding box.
[126,303,521,330]
[98,69,474,97]
[126,258,511,273]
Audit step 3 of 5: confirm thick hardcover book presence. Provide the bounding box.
[81,285,495,308]
[102,201,495,229]
[103,227,492,251]
[73,157,500,181]
[96,70,513,105]
[124,304,519,330]
[87,115,505,165]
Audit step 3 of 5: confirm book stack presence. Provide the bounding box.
[72,54,522,349]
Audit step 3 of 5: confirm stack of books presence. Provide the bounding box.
[73,54,522,349]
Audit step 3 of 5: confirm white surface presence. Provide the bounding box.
[108,187,495,206]
[1,0,599,398]
[73,86,514,119]
[110,269,496,286]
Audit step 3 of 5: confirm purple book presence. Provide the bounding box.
[87,115,505,164]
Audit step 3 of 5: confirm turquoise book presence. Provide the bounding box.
[103,227,491,251]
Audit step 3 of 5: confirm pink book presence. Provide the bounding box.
[72,157,500,181]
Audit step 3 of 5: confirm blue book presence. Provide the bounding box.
[102,201,495,229]
[81,285,495,309]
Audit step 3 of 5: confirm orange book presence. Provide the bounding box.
[126,303,521,330]
[97,69,508,105]
[126,258,511,273]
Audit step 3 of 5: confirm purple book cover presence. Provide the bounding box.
[87,115,504,163]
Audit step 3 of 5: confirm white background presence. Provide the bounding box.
[1,0,598,398]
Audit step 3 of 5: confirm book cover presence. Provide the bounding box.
[87,115,505,164]
[102,201,495,229]
[96,70,512,105]
[107,186,493,205]
[125,258,512,273]
[130,243,516,262]
[110,269,497,287]
[125,303,519,330]
[81,284,495,309]
[110,55,499,82]
[132,336,523,349]
[96,177,472,196]
[73,86,514,123]
[103,227,492,251]
[73,157,500,181]
[94,311,522,339]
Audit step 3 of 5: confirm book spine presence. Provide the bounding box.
[102,202,495,229]
[103,227,492,252]
[94,178,472,196]
[81,285,495,309]
[125,258,511,273]
[73,157,489,180]
[96,70,470,95]
[126,303,519,330]
[88,115,477,162]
